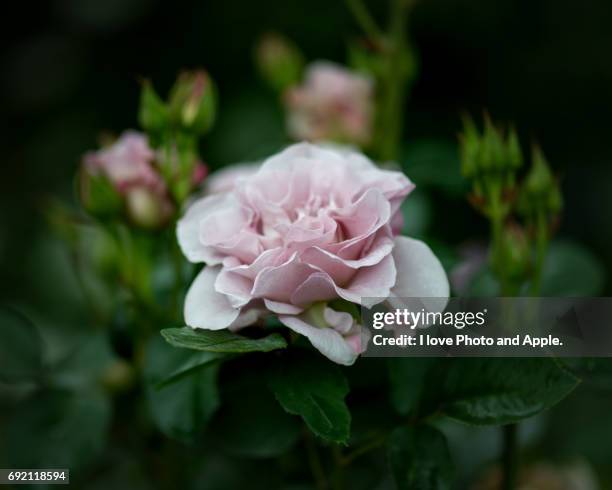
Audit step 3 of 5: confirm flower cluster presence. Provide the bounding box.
[178,143,449,364]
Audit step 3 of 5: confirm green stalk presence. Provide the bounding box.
[304,429,328,490]
[502,424,518,490]
[530,210,549,296]
[344,0,412,162]
[378,0,410,162]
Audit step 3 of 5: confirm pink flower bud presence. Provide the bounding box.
[83,131,163,194]
[285,62,374,146]
[81,131,174,228]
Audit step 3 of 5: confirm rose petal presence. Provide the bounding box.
[177,194,229,264]
[391,236,450,312]
[279,315,359,366]
[251,253,318,303]
[184,266,240,330]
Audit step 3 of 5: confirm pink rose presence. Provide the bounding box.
[285,62,374,146]
[205,162,260,194]
[177,143,448,365]
[83,131,173,227]
[84,131,165,194]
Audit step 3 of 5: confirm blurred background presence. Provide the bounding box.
[2,0,612,488]
[2,0,612,297]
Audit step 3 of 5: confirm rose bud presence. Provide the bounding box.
[125,186,174,229]
[255,32,304,93]
[517,146,563,219]
[168,70,216,134]
[284,62,374,147]
[81,131,174,228]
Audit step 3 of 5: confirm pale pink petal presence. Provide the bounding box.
[391,236,449,310]
[264,299,304,315]
[184,266,240,330]
[336,254,397,305]
[177,194,231,264]
[251,253,318,303]
[300,232,394,285]
[279,315,359,366]
[206,162,260,194]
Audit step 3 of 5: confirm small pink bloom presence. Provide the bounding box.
[83,131,173,227]
[177,143,448,365]
[84,131,164,194]
[285,62,374,146]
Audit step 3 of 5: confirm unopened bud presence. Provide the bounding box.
[169,70,217,134]
[518,146,563,218]
[255,32,304,92]
[459,115,524,178]
[125,186,174,229]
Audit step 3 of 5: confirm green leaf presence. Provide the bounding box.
[0,306,43,384]
[138,80,169,135]
[48,331,118,390]
[211,375,300,458]
[144,336,220,442]
[388,425,454,490]
[154,350,224,389]
[388,358,437,416]
[161,327,287,354]
[541,240,605,296]
[268,352,351,443]
[425,359,579,425]
[401,189,432,238]
[6,389,111,470]
[560,358,612,390]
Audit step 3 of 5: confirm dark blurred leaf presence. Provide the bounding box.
[6,389,111,470]
[388,358,437,416]
[212,376,300,458]
[192,453,282,490]
[559,358,612,389]
[161,327,287,353]
[424,359,579,425]
[48,330,117,389]
[145,337,220,442]
[402,140,467,196]
[541,240,605,296]
[388,425,453,490]
[428,240,460,275]
[467,266,500,297]
[0,306,42,384]
[155,350,225,389]
[268,352,350,443]
[401,189,432,238]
